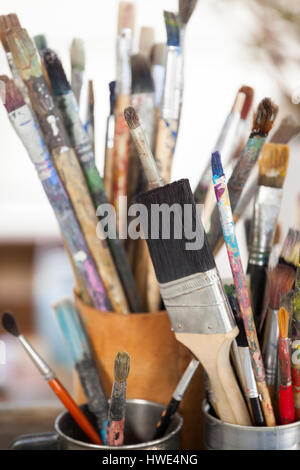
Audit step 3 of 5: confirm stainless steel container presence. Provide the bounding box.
[10,399,183,450]
[203,400,300,450]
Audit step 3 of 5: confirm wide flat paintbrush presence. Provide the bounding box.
[207,98,278,253]
[126,107,250,425]
[247,143,289,323]
[292,263,300,420]
[7,28,129,314]
[53,299,108,442]
[0,75,108,310]
[2,313,102,445]
[279,229,300,271]
[112,2,135,234]
[154,11,182,183]
[43,49,142,313]
[212,151,274,425]
[278,307,295,424]
[104,81,116,202]
[70,38,85,104]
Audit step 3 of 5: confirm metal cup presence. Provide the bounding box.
[203,400,300,450]
[10,399,183,450]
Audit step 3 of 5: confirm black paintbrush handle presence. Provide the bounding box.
[250,397,265,426]
[153,397,179,440]
[247,263,267,326]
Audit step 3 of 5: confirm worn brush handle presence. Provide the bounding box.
[154,117,178,183]
[279,386,295,424]
[176,328,251,425]
[104,145,114,203]
[113,94,131,233]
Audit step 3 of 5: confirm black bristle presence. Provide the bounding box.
[43,48,71,96]
[136,179,215,284]
[2,312,20,337]
[131,54,154,94]
[109,81,116,115]
[235,316,248,348]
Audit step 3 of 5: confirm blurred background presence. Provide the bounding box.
[0,0,300,408]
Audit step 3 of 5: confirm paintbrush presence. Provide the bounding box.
[112,2,135,234]
[139,26,155,59]
[70,38,85,104]
[229,86,255,162]
[86,79,95,152]
[153,358,199,439]
[107,351,130,446]
[292,263,300,420]
[126,108,251,425]
[150,43,166,118]
[278,307,295,424]
[33,34,47,52]
[154,11,182,183]
[1,312,102,445]
[53,299,108,442]
[207,98,278,253]
[247,143,289,323]
[279,229,300,271]
[7,28,129,314]
[104,81,116,202]
[271,115,300,144]
[0,75,109,310]
[211,151,274,425]
[262,264,296,401]
[43,48,142,313]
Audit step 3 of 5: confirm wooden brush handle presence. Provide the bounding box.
[154,117,178,183]
[176,327,251,426]
[104,145,114,203]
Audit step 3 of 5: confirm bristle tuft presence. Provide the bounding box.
[43,48,71,96]
[150,43,166,66]
[118,2,135,33]
[7,28,42,80]
[164,11,181,47]
[239,86,254,120]
[0,75,25,112]
[278,307,289,339]
[271,115,300,144]
[2,312,20,337]
[258,143,289,188]
[124,106,140,130]
[109,81,116,115]
[252,98,278,136]
[139,26,155,57]
[280,229,300,269]
[131,53,154,94]
[211,151,224,179]
[268,264,295,310]
[179,0,198,26]
[34,34,48,52]
[70,38,85,71]
[114,351,130,382]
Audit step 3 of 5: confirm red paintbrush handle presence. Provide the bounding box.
[48,378,103,445]
[279,385,295,424]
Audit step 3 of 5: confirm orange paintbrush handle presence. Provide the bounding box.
[48,378,103,445]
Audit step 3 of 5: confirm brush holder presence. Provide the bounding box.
[10,400,183,450]
[74,293,205,450]
[203,400,300,450]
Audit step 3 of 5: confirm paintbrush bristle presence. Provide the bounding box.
[179,0,198,26]
[280,229,300,269]
[34,34,48,52]
[164,11,181,47]
[118,2,135,33]
[211,151,224,179]
[278,307,289,339]
[7,28,42,80]
[124,106,140,130]
[252,98,278,136]
[43,48,71,95]
[239,86,254,120]
[109,81,116,115]
[139,26,155,58]
[232,91,246,114]
[136,179,215,284]
[0,14,21,51]
[271,115,300,144]
[150,43,166,66]
[131,53,154,94]
[70,38,85,71]
[268,264,295,310]
[0,75,25,112]
[258,143,289,188]
[6,14,21,27]
[2,312,20,337]
[114,351,130,382]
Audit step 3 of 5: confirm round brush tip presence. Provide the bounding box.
[114,351,130,382]
[2,312,20,337]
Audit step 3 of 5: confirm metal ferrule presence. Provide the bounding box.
[262,308,279,386]
[173,358,199,401]
[248,186,282,266]
[161,46,182,119]
[152,64,165,108]
[106,114,115,149]
[9,104,53,181]
[159,268,236,334]
[238,347,259,399]
[131,125,163,188]
[116,28,132,95]
[18,335,55,381]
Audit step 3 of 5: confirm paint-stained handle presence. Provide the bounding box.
[279,386,295,424]
[154,117,178,183]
